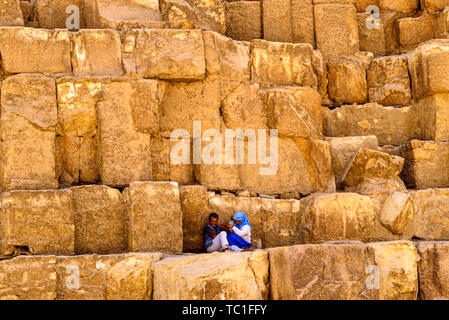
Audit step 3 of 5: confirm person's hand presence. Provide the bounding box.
[228,224,234,229]
[212,234,216,239]
[220,224,229,230]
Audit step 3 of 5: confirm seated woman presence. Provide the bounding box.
[226,211,252,250]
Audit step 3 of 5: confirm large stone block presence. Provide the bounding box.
[35,0,84,28]
[268,241,418,300]
[123,182,183,253]
[357,12,386,56]
[160,0,225,33]
[342,148,404,187]
[367,55,411,106]
[0,0,24,26]
[122,29,205,81]
[299,193,376,243]
[97,81,154,187]
[225,1,261,41]
[153,251,269,300]
[379,191,413,235]
[323,103,419,145]
[203,31,250,81]
[1,73,58,191]
[250,39,320,88]
[84,0,165,29]
[0,190,74,256]
[421,0,449,11]
[408,39,449,99]
[262,0,315,46]
[72,185,127,255]
[401,140,449,189]
[379,0,419,12]
[409,189,449,240]
[417,93,449,142]
[0,256,57,300]
[397,15,434,48]
[314,3,359,61]
[72,29,122,76]
[326,136,379,189]
[0,27,71,74]
[416,242,449,300]
[434,8,449,38]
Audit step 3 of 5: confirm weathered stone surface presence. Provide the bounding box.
[408,39,449,99]
[380,0,419,12]
[97,81,154,187]
[203,31,250,81]
[122,29,205,81]
[421,0,449,11]
[323,103,419,145]
[72,185,127,254]
[84,0,165,29]
[225,1,261,41]
[367,55,411,106]
[434,7,449,38]
[260,86,323,139]
[342,148,404,187]
[250,40,319,87]
[326,136,379,189]
[35,0,84,29]
[379,191,414,235]
[417,93,449,142]
[0,190,74,256]
[72,29,122,76]
[159,80,221,138]
[56,253,162,300]
[410,189,449,240]
[124,182,183,253]
[401,140,449,189]
[0,256,57,300]
[0,0,24,26]
[398,15,434,48]
[160,0,225,34]
[314,3,359,61]
[1,73,58,191]
[268,241,418,300]
[299,193,376,243]
[327,58,367,104]
[262,0,315,46]
[153,251,269,300]
[0,27,71,74]
[416,241,449,300]
[357,12,386,56]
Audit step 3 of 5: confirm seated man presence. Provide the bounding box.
[203,212,229,253]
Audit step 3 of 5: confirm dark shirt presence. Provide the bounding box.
[203,223,222,249]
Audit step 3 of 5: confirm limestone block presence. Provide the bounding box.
[299,193,376,243]
[327,58,367,104]
[160,0,225,34]
[203,31,250,81]
[260,86,323,139]
[416,242,449,300]
[123,182,183,253]
[326,136,379,189]
[153,251,269,300]
[342,148,404,187]
[268,241,418,300]
[83,0,165,29]
[323,103,419,145]
[421,0,449,11]
[417,93,449,142]
[35,0,84,28]
[314,3,359,61]
[0,27,71,74]
[122,29,205,81]
[401,140,449,189]
[72,29,122,76]
[0,256,57,300]
[97,81,154,187]
[357,12,386,56]
[71,185,127,254]
[379,0,419,12]
[250,39,319,88]
[225,1,261,41]
[367,55,411,106]
[1,73,58,191]
[397,15,434,48]
[0,0,24,26]
[0,190,74,256]
[379,191,414,235]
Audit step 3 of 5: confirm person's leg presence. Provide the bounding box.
[218,231,229,251]
[206,236,222,253]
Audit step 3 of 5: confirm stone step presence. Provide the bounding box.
[2,240,448,300]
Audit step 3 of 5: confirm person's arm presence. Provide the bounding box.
[205,227,216,239]
[231,225,250,238]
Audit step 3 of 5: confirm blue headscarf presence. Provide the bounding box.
[233,211,252,231]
